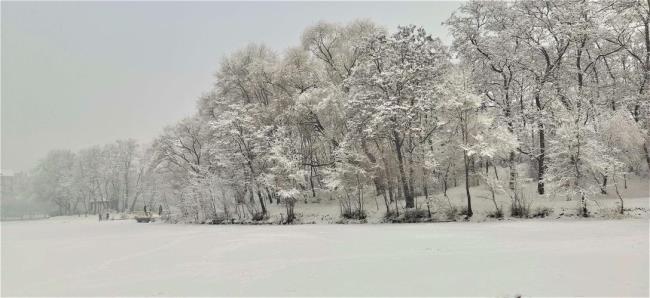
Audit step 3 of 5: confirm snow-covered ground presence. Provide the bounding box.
[2,217,648,296]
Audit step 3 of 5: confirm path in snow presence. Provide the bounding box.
[1,218,648,296]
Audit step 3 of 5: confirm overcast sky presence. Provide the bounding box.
[1,1,463,173]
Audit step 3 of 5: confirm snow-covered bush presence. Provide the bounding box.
[531,207,553,218]
[509,189,531,218]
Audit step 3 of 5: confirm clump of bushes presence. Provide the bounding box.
[576,203,590,218]
[532,207,553,218]
[486,209,504,219]
[444,206,459,221]
[338,192,366,221]
[439,206,471,221]
[457,206,471,217]
[383,210,399,220]
[342,209,367,220]
[600,207,625,219]
[403,208,430,222]
[207,214,229,224]
[282,196,297,224]
[510,191,531,218]
[384,208,431,223]
[510,201,530,218]
[481,173,504,219]
[251,212,267,221]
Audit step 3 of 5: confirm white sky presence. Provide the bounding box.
[1,1,463,172]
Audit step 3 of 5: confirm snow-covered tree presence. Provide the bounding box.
[345,25,449,208]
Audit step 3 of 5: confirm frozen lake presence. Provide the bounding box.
[2,217,648,297]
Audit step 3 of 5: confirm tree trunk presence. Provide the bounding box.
[266,188,273,204]
[382,188,390,214]
[395,140,414,208]
[422,172,429,203]
[361,139,387,207]
[124,171,130,213]
[377,141,394,204]
[643,142,650,170]
[407,137,415,200]
[537,122,546,195]
[422,167,430,217]
[393,131,414,208]
[509,151,517,190]
[443,178,448,196]
[463,150,473,217]
[535,91,546,195]
[309,167,316,197]
[257,190,267,215]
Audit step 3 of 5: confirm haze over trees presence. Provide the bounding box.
[4,0,648,222]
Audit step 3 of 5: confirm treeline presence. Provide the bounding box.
[12,1,649,222]
[6,140,165,216]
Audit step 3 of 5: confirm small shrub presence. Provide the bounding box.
[342,209,367,220]
[600,207,625,219]
[622,207,649,217]
[510,192,531,218]
[383,210,399,220]
[251,212,267,221]
[384,208,431,223]
[444,206,458,221]
[576,204,589,218]
[402,208,430,222]
[208,217,226,224]
[486,209,504,218]
[457,206,471,217]
[282,197,297,224]
[532,207,553,218]
[510,201,530,218]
